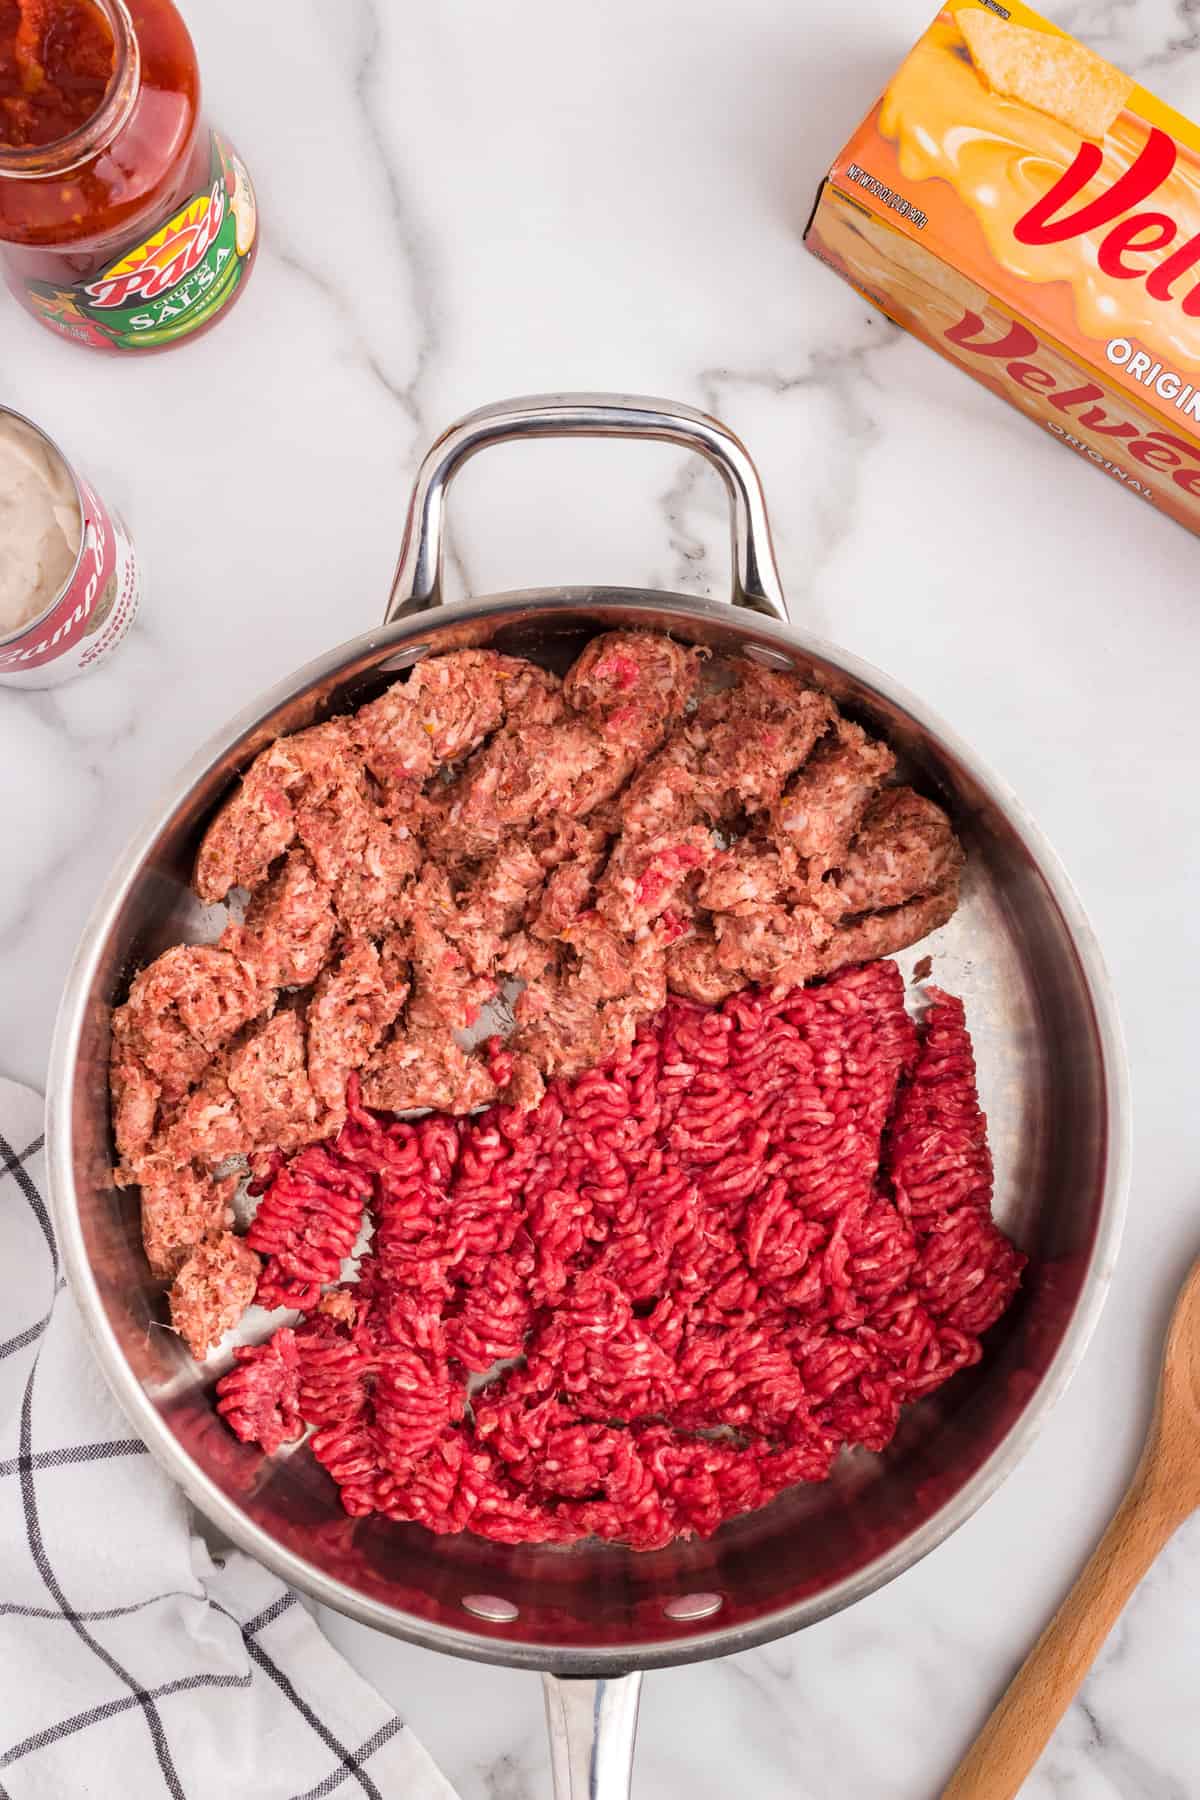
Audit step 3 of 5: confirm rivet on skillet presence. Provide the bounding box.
[461,1594,519,1622]
[741,643,795,671]
[662,1592,723,1621]
[376,642,432,673]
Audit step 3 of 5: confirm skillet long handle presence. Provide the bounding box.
[542,1672,644,1800]
[385,392,788,623]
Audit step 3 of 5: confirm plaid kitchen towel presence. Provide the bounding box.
[0,1079,458,1800]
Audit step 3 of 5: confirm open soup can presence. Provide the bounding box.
[0,406,142,688]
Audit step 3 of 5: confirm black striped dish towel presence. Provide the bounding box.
[0,1079,457,1800]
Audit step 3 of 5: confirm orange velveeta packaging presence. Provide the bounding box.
[805,1,1200,533]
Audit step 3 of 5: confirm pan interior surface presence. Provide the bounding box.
[51,592,1123,1672]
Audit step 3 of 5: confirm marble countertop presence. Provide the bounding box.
[3,0,1200,1793]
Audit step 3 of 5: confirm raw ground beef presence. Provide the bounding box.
[214,963,1024,1549]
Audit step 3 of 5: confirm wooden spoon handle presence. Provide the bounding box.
[941,1462,1188,1800]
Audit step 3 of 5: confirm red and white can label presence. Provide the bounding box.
[0,473,142,688]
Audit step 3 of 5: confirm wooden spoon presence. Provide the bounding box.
[942,1256,1200,1800]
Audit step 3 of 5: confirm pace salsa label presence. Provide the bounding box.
[26,133,257,351]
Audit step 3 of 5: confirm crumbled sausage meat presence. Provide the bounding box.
[697,838,791,914]
[829,787,963,915]
[664,927,742,1004]
[227,1010,323,1154]
[529,822,609,941]
[563,629,700,754]
[406,863,498,1030]
[164,1056,245,1170]
[361,996,499,1114]
[432,720,610,859]
[169,1232,261,1358]
[770,716,895,877]
[353,650,553,790]
[140,1166,238,1280]
[695,668,834,820]
[331,805,421,937]
[222,850,337,989]
[195,719,361,904]
[112,944,264,1097]
[307,936,408,1116]
[812,885,960,974]
[714,902,832,987]
[109,1043,161,1170]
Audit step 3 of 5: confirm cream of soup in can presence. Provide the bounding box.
[0,408,141,687]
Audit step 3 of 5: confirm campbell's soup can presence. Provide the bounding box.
[0,407,142,688]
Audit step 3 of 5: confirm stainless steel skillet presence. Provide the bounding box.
[47,395,1129,1798]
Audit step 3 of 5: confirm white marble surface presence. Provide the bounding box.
[3,0,1200,1793]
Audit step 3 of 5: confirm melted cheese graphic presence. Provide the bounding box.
[880,18,1200,372]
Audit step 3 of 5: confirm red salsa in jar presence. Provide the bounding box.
[0,0,257,350]
[0,0,116,146]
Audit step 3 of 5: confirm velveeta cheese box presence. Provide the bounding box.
[806,1,1200,534]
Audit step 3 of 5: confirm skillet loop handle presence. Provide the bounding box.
[542,1672,644,1800]
[385,393,788,623]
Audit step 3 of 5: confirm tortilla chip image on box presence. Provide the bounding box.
[959,10,1132,139]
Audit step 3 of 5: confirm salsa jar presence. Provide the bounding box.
[0,0,257,351]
